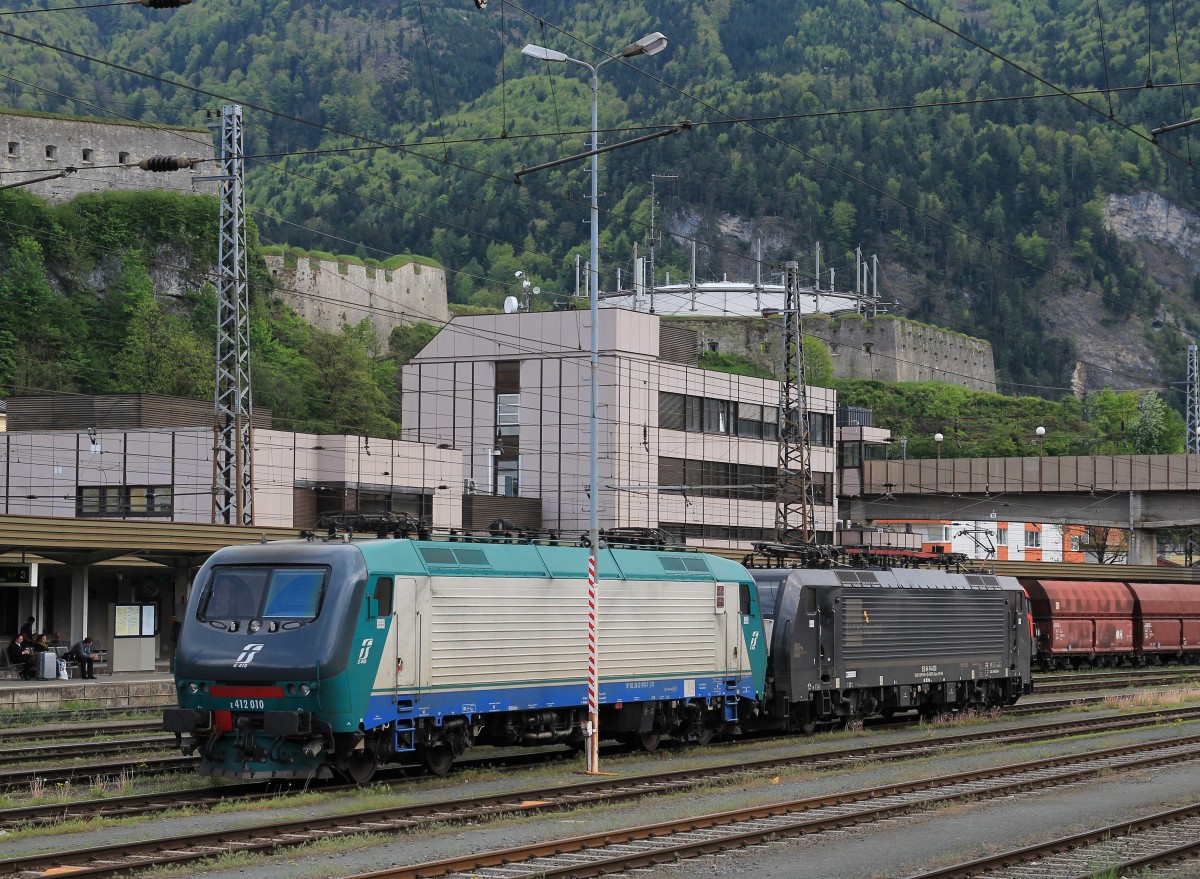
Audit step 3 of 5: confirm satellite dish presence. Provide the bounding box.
[503,296,520,314]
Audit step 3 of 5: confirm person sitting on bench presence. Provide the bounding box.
[68,637,99,679]
[6,634,36,680]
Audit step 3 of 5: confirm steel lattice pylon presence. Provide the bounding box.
[210,104,253,524]
[1187,344,1199,455]
[775,260,816,544]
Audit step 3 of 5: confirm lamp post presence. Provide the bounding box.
[1035,425,1045,456]
[521,31,668,776]
[934,432,944,492]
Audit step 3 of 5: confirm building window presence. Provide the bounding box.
[6,142,17,157]
[838,442,861,468]
[685,395,703,432]
[1026,530,1042,549]
[496,459,519,497]
[661,392,782,441]
[863,443,888,461]
[707,340,719,352]
[659,456,779,501]
[45,144,57,160]
[1070,534,1082,552]
[737,403,763,438]
[659,522,775,544]
[812,471,834,505]
[76,485,173,517]
[763,404,778,440]
[81,148,94,163]
[996,528,1008,545]
[702,397,730,434]
[118,151,130,165]
[496,393,519,436]
[659,392,685,431]
[806,412,834,446]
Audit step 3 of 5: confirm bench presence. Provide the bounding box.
[0,652,19,680]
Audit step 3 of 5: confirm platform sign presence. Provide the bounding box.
[0,564,35,587]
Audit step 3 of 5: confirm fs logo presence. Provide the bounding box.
[234,644,264,667]
[749,631,760,650]
[356,638,374,665]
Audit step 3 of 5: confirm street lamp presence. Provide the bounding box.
[1035,425,1046,456]
[934,432,944,461]
[521,31,668,776]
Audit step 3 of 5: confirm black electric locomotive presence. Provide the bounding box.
[747,566,1033,731]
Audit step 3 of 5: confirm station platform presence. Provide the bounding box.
[0,669,176,711]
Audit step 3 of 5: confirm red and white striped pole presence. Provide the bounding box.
[585,551,600,773]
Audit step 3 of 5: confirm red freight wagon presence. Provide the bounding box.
[1020,579,1135,669]
[1127,582,1200,663]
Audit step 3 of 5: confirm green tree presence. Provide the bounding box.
[110,263,214,399]
[1128,392,1184,454]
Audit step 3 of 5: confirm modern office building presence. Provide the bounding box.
[401,309,839,547]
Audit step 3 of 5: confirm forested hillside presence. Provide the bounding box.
[2,0,1199,401]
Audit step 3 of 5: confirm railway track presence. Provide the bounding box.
[906,801,1200,878]
[0,754,197,791]
[1035,666,1200,686]
[332,736,1200,879]
[0,719,160,745]
[1,706,1198,876]
[1034,668,1200,694]
[2,696,1190,821]
[0,734,175,766]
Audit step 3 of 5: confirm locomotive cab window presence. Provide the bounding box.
[804,587,817,615]
[199,566,328,623]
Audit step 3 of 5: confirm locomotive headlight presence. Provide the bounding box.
[299,684,312,696]
[188,682,200,695]
[248,619,261,634]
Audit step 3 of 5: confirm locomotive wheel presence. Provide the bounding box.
[693,723,714,746]
[341,750,378,784]
[421,742,456,776]
[631,731,661,752]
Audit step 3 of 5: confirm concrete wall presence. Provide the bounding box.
[265,254,450,348]
[1,110,217,202]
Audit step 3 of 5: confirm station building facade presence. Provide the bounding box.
[0,394,462,658]
[401,309,839,548]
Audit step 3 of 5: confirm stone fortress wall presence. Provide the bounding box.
[671,314,997,392]
[2,109,217,202]
[265,253,450,348]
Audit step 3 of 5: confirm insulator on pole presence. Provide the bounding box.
[138,0,192,7]
[137,155,201,172]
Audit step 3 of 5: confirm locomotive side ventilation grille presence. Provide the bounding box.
[836,571,880,584]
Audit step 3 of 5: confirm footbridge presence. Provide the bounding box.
[843,453,1200,565]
